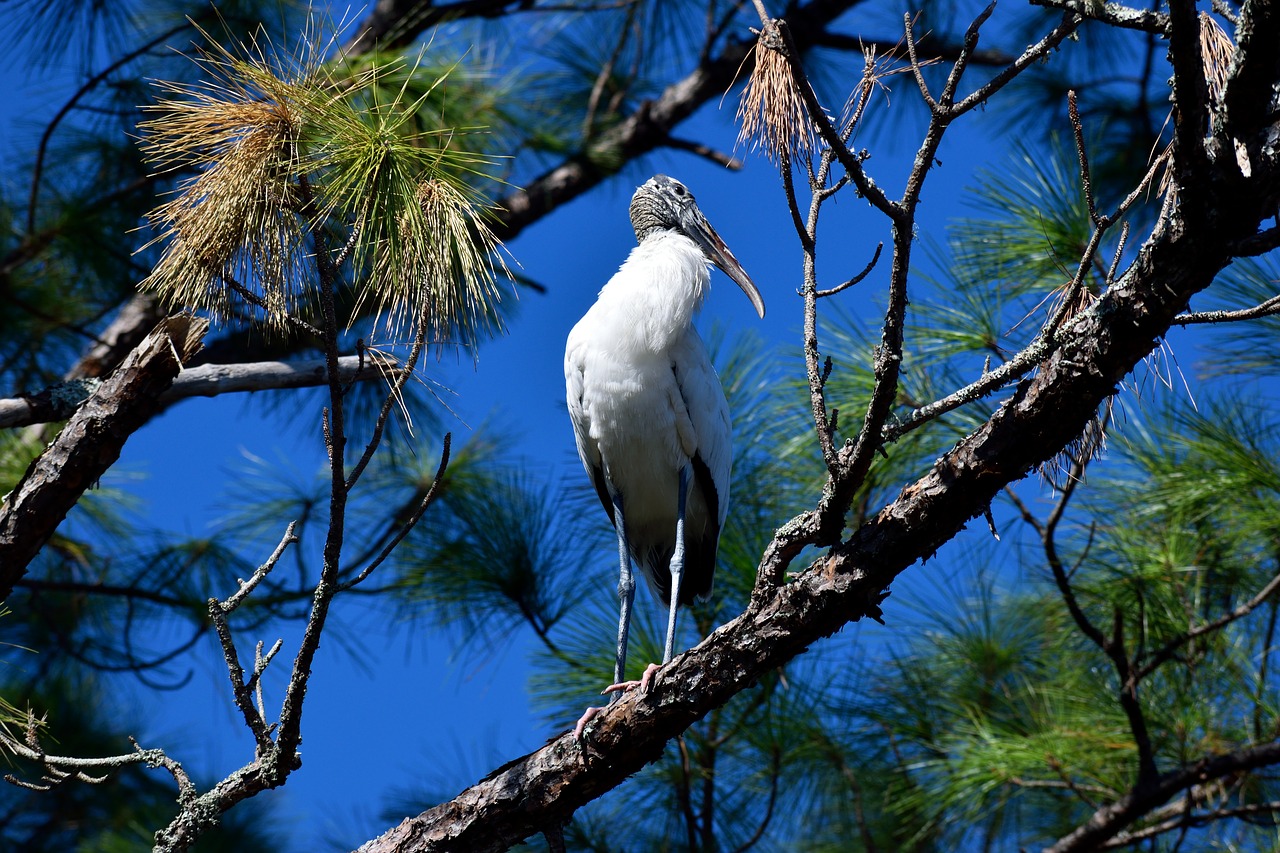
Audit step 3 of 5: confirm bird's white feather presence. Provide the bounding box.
[565,232,731,601]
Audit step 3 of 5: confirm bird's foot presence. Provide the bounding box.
[573,663,663,741]
[573,705,604,741]
[601,662,662,697]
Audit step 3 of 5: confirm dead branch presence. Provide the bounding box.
[0,315,208,599]
[0,354,403,429]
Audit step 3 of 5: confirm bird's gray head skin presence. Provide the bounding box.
[630,175,766,319]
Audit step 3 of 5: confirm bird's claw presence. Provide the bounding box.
[574,705,604,742]
[576,663,664,743]
[600,662,662,696]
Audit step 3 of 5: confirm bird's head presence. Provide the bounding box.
[630,175,766,319]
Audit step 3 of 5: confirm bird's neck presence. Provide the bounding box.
[602,233,710,351]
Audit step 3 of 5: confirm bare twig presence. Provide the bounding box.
[938,3,998,107]
[903,13,939,109]
[731,745,781,853]
[1136,567,1280,680]
[582,0,640,138]
[1,710,195,804]
[0,354,404,429]
[664,136,744,169]
[218,523,299,614]
[950,12,1084,115]
[1174,292,1280,325]
[346,314,431,490]
[1105,222,1131,286]
[814,242,883,298]
[1068,91,1101,225]
[339,433,453,592]
[26,19,198,234]
[800,149,842,471]
[1009,775,1118,801]
[209,524,298,751]
[220,271,324,338]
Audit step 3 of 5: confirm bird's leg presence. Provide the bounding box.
[664,464,690,665]
[610,464,689,696]
[608,464,690,699]
[611,489,635,691]
[576,466,689,741]
[575,487,636,741]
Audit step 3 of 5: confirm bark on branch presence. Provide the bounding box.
[1045,741,1280,852]
[0,315,208,600]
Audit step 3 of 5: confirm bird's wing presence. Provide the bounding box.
[565,331,616,527]
[670,331,733,527]
[667,333,731,604]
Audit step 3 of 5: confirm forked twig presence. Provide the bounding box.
[340,432,453,591]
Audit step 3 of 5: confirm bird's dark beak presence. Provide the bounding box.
[686,213,766,319]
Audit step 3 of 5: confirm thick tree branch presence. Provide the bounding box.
[1099,799,1280,848]
[65,293,164,380]
[344,0,534,55]
[810,31,1015,66]
[0,315,208,601]
[1029,0,1169,33]
[1047,742,1280,852]
[489,0,859,243]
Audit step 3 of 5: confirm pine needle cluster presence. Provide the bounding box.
[136,23,507,346]
[1199,12,1234,103]
[736,21,814,165]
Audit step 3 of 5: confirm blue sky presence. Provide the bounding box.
[0,4,1184,848]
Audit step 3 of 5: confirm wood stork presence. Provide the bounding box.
[565,175,764,735]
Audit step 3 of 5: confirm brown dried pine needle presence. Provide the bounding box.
[736,24,813,164]
[137,61,311,329]
[136,20,511,349]
[1199,12,1234,102]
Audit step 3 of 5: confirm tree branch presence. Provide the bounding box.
[1136,565,1280,680]
[0,355,404,429]
[810,31,1015,66]
[1101,799,1280,847]
[2,710,196,805]
[1028,0,1169,33]
[1174,291,1280,325]
[490,0,858,243]
[0,315,208,600]
[1047,742,1280,852]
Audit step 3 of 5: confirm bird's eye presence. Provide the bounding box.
[673,184,686,197]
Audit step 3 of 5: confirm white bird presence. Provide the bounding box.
[565,175,764,734]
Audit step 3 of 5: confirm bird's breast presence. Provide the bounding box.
[584,235,711,354]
